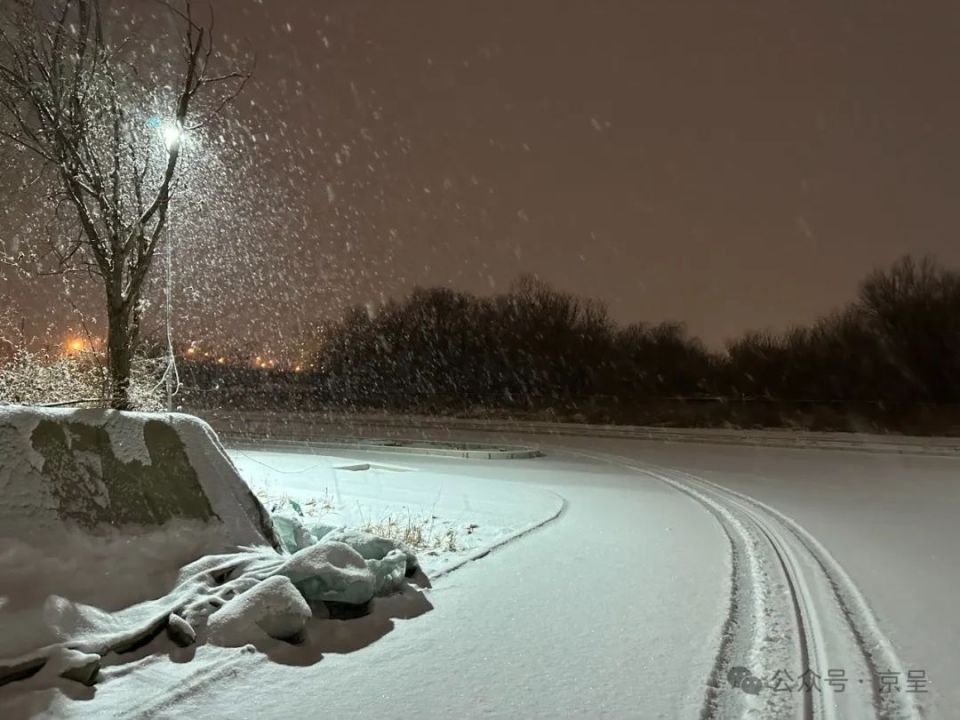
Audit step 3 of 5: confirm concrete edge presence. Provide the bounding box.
[428,491,568,580]
[220,435,543,460]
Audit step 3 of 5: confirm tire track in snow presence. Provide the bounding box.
[555,447,802,719]
[672,467,923,720]
[559,447,922,720]
[116,651,248,720]
[639,466,812,720]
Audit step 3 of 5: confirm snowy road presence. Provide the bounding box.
[9,433,955,719]
[560,447,924,719]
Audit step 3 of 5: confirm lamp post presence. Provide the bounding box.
[160,121,183,411]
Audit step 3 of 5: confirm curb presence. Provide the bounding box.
[429,491,568,580]
[220,435,542,460]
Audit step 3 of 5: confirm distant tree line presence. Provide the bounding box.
[310,256,960,413]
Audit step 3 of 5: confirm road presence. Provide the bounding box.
[43,423,960,719]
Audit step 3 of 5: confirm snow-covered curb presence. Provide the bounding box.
[225,436,542,459]
[428,490,566,579]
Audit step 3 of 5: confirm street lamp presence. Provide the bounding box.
[157,120,184,409]
[162,123,182,153]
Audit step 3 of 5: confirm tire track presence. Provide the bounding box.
[641,466,812,720]
[673,466,922,720]
[560,447,923,720]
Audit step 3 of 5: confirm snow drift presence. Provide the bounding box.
[0,407,420,692]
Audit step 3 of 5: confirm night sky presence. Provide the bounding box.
[4,0,960,351]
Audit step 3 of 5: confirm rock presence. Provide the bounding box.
[59,654,100,686]
[207,576,312,646]
[166,613,197,647]
[319,529,419,575]
[274,541,376,606]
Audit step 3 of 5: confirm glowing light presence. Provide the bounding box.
[186,347,196,356]
[65,337,85,354]
[162,124,182,153]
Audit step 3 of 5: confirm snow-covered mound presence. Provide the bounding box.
[1,538,420,689]
[0,406,278,549]
[0,407,422,692]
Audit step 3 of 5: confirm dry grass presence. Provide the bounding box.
[358,510,461,553]
[256,488,336,516]
[254,487,465,554]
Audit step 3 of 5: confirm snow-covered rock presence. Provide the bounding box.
[0,406,277,549]
[275,541,376,606]
[271,512,317,554]
[166,613,197,647]
[319,528,420,575]
[206,576,312,646]
[43,647,101,686]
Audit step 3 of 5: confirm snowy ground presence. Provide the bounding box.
[227,448,565,576]
[3,432,956,719]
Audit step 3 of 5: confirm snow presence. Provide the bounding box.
[2,426,955,718]
[229,448,565,576]
[206,576,311,647]
[1,447,726,719]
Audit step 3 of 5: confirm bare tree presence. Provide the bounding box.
[0,0,249,408]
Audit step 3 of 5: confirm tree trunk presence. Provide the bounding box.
[107,308,132,410]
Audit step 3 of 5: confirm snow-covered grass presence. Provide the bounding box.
[0,348,165,410]
[257,487,462,555]
[230,448,563,575]
[359,513,460,553]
